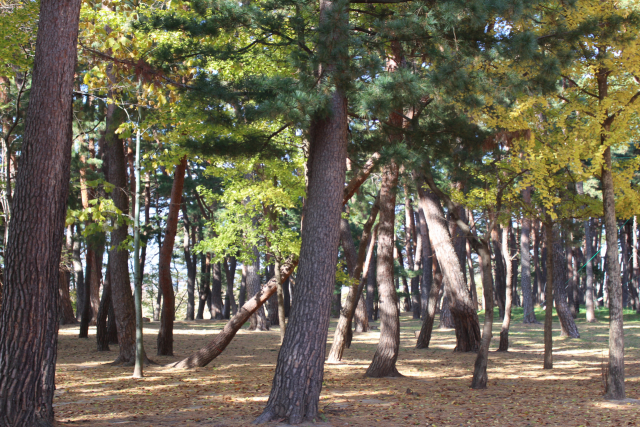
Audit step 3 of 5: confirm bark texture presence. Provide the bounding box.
[552,239,580,339]
[416,176,480,352]
[248,247,269,330]
[255,80,348,424]
[602,146,625,399]
[157,156,187,356]
[0,0,81,422]
[520,187,537,323]
[416,255,443,349]
[366,160,402,377]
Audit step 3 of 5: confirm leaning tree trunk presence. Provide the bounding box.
[255,74,348,424]
[552,238,580,339]
[521,187,537,323]
[157,155,188,356]
[416,176,481,352]
[173,258,297,368]
[0,0,81,422]
[366,160,402,378]
[602,145,625,399]
[327,198,379,363]
[416,257,444,349]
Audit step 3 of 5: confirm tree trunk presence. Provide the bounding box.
[0,0,81,421]
[543,221,554,369]
[634,216,639,314]
[417,209,432,319]
[416,177,481,352]
[248,247,269,330]
[534,220,543,305]
[366,160,402,378]
[498,222,514,351]
[197,253,211,320]
[416,256,443,349]
[255,82,348,424]
[566,235,577,318]
[211,262,224,320]
[366,253,376,321]
[157,156,187,356]
[521,188,537,323]
[602,145,625,399]
[327,199,379,362]
[410,204,423,319]
[439,291,455,328]
[184,224,196,321]
[97,259,112,351]
[224,256,238,317]
[470,241,494,389]
[59,268,76,325]
[466,238,478,311]
[174,257,297,368]
[492,226,507,319]
[552,238,580,338]
[238,265,247,307]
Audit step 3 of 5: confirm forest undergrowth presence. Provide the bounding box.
[54,309,640,426]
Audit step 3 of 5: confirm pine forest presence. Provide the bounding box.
[1,0,640,425]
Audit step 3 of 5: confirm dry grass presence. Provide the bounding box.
[54,307,640,426]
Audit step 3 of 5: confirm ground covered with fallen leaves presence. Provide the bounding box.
[54,308,640,426]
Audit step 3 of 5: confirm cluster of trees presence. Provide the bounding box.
[0,0,639,425]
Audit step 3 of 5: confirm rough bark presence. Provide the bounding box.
[157,156,187,356]
[439,291,455,329]
[415,176,481,352]
[366,160,402,378]
[366,253,377,321]
[471,242,494,389]
[0,0,81,422]
[521,188,537,323]
[602,145,625,399]
[255,80,348,424]
[466,238,478,311]
[174,258,297,368]
[58,268,76,325]
[410,203,423,319]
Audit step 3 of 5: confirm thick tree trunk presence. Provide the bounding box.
[327,199,379,362]
[552,238,580,338]
[255,84,347,424]
[439,291,455,328]
[157,156,187,356]
[498,223,514,351]
[248,247,269,330]
[174,258,297,368]
[521,188,537,323]
[0,0,81,422]
[602,146,625,399]
[366,160,402,377]
[416,176,481,352]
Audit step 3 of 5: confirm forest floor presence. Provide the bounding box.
[54,307,640,427]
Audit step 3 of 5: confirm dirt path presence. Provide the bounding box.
[54,312,640,426]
